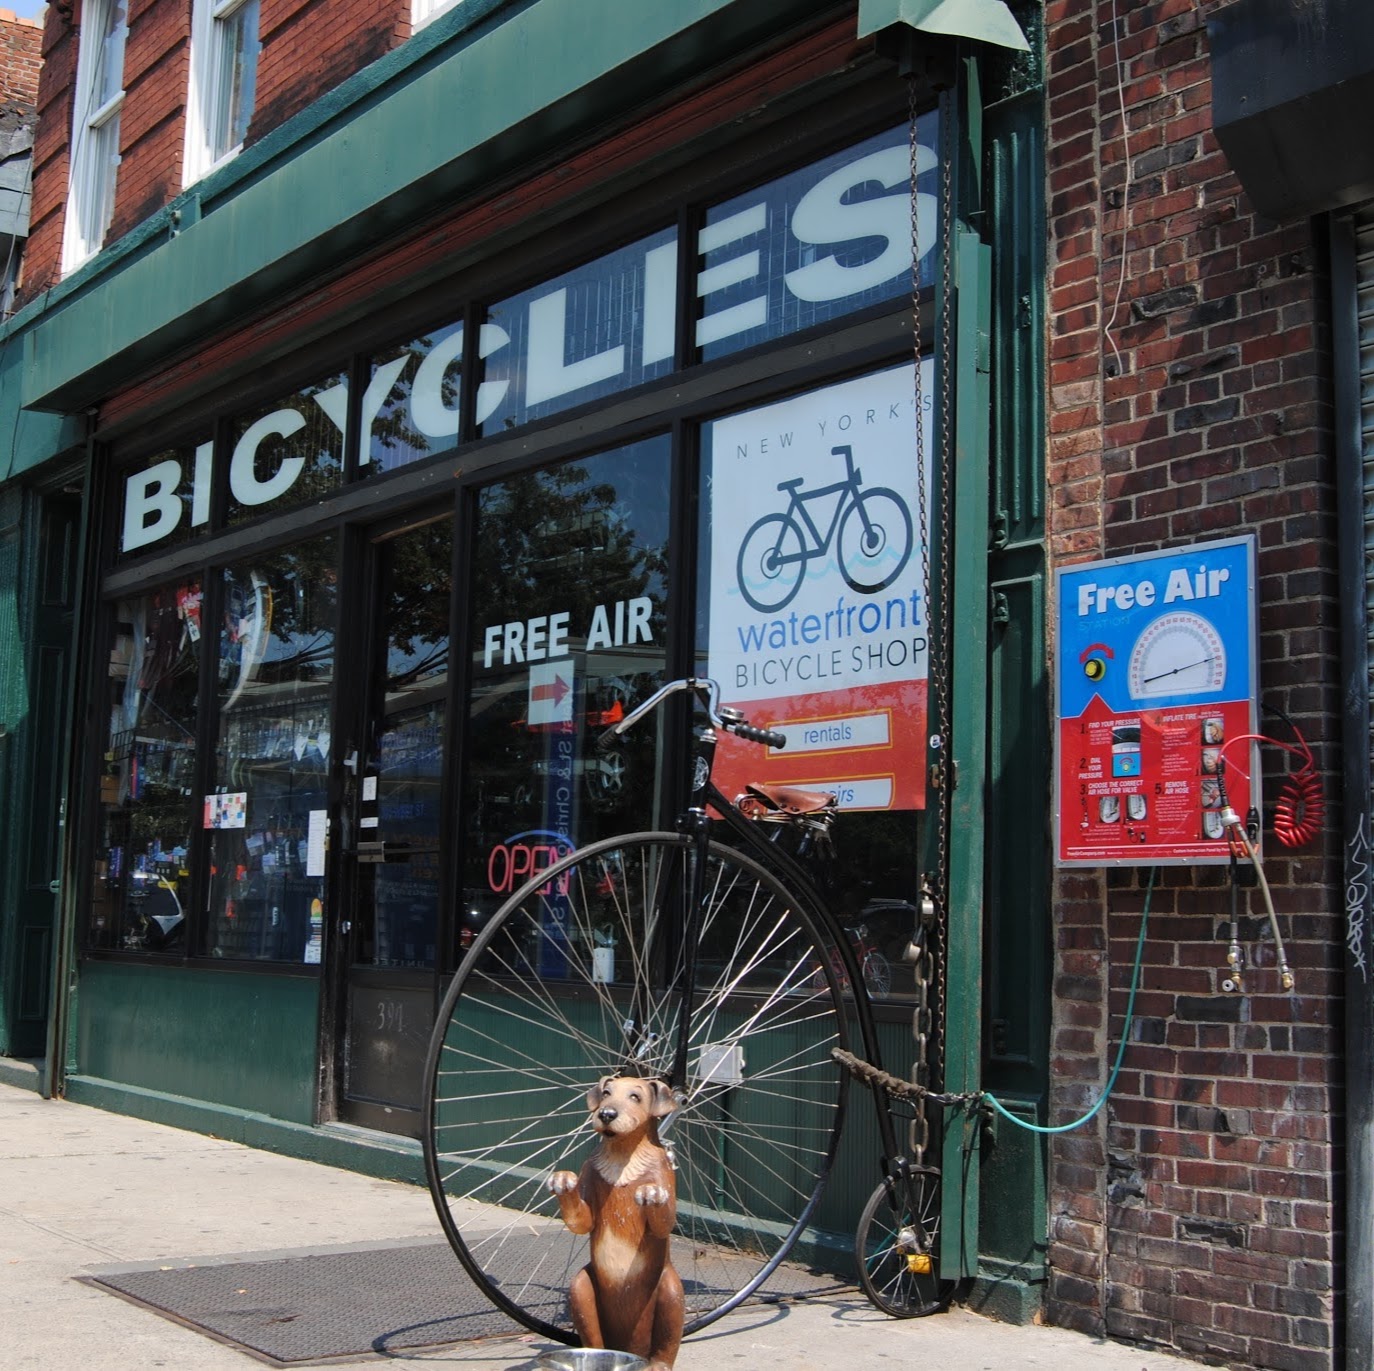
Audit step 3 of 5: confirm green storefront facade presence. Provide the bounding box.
[0,0,1049,1318]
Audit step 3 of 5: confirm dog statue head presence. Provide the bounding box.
[586,1075,677,1138]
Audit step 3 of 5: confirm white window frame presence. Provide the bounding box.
[62,0,127,275]
[183,0,260,186]
[412,0,463,32]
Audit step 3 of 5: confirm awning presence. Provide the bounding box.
[857,0,1029,51]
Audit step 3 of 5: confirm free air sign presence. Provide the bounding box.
[1054,536,1259,867]
[480,595,653,729]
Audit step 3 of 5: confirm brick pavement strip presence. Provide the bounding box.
[0,1082,1206,1370]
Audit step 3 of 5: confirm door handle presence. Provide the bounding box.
[356,840,424,864]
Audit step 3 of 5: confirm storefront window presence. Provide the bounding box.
[698,363,931,997]
[696,116,937,361]
[226,374,347,526]
[479,228,678,435]
[91,581,202,951]
[461,436,671,940]
[363,321,465,476]
[204,535,337,960]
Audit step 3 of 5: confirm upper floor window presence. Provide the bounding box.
[412,0,463,30]
[63,0,127,273]
[184,0,260,184]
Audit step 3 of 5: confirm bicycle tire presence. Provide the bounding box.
[736,512,807,613]
[837,488,912,594]
[855,1169,946,1318]
[422,831,850,1342]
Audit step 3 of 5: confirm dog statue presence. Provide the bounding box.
[548,1075,684,1370]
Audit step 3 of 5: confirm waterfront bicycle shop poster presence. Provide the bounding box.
[704,361,932,811]
[1054,535,1259,867]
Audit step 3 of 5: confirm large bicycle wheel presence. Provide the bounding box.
[422,832,849,1342]
[855,1169,945,1318]
[837,488,912,594]
[736,512,807,613]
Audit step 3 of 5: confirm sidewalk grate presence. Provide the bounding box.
[81,1237,844,1366]
[82,1239,526,1365]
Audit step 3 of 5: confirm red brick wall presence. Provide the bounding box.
[24,3,77,296]
[112,0,190,246]
[21,0,409,298]
[1044,3,1338,1368]
[0,10,41,108]
[251,0,405,139]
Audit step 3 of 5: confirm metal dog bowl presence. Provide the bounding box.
[533,1351,649,1371]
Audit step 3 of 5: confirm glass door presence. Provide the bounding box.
[339,515,452,1135]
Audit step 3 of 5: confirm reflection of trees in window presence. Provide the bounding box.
[383,519,451,688]
[367,328,462,474]
[472,459,668,639]
[227,375,346,524]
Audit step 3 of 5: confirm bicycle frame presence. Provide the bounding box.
[601,677,932,1211]
[772,451,864,560]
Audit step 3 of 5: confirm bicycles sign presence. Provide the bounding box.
[705,362,931,810]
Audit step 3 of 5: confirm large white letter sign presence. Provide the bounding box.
[785,145,918,302]
[410,324,467,440]
[695,203,769,349]
[191,440,213,527]
[524,288,626,407]
[230,409,309,506]
[122,459,184,552]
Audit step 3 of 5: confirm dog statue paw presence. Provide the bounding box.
[634,1182,671,1208]
[549,1075,684,1369]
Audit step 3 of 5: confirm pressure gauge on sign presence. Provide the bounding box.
[1126,611,1227,699]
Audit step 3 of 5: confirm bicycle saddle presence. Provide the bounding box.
[738,782,838,818]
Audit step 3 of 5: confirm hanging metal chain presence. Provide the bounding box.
[931,92,956,1106]
[907,77,960,1165]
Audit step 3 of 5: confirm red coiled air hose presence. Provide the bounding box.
[1272,755,1324,848]
[1219,714,1324,849]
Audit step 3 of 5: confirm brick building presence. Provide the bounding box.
[0,2,1368,1368]
[1041,3,1353,1367]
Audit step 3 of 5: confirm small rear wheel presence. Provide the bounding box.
[855,1170,946,1318]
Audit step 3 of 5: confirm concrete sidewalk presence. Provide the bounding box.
[0,1078,1203,1371]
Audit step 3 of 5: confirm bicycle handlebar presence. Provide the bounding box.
[595,677,787,752]
[731,720,788,749]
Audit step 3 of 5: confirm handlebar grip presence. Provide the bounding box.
[595,725,623,753]
[734,722,786,750]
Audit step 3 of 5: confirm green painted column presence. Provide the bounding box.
[940,223,993,1280]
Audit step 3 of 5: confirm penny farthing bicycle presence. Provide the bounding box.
[421,677,953,1344]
